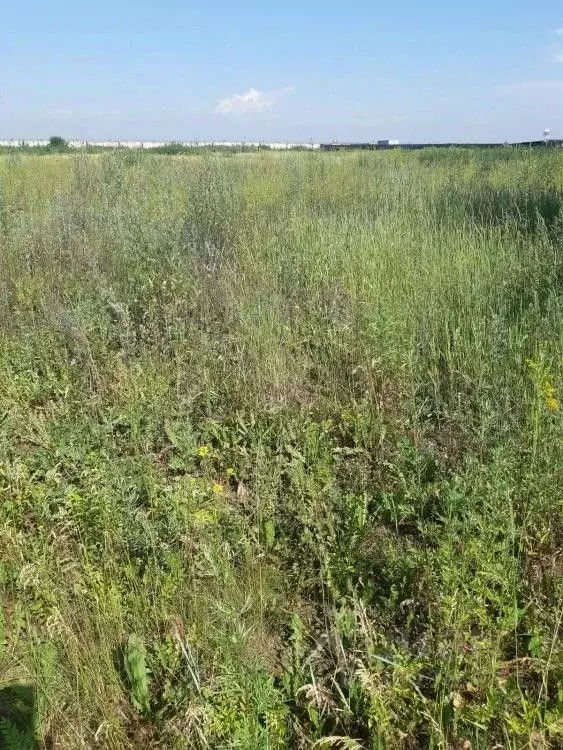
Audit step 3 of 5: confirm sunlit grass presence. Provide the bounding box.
[0,148,561,748]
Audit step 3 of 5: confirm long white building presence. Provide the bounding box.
[0,139,320,150]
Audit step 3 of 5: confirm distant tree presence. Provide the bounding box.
[48,136,68,150]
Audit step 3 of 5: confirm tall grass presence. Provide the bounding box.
[0,148,561,748]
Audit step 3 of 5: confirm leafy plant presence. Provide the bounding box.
[123,634,151,716]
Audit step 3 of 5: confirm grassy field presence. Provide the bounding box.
[0,148,561,749]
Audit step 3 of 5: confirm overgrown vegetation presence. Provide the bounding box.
[0,148,561,748]
[0,142,277,156]
[47,136,69,152]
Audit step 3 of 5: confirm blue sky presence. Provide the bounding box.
[2,1,563,142]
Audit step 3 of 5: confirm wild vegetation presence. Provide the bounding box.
[0,142,282,157]
[0,148,561,749]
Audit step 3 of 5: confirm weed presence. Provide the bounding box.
[0,148,561,747]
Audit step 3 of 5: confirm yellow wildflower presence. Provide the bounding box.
[543,382,555,397]
[527,358,560,412]
[541,382,559,410]
[212,482,223,494]
[546,396,560,412]
[197,445,211,458]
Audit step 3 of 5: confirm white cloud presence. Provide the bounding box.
[216,88,274,116]
[215,87,293,117]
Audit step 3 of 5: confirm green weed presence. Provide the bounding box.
[0,148,561,748]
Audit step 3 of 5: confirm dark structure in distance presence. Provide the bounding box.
[320,140,563,151]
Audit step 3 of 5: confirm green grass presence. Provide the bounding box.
[0,148,561,748]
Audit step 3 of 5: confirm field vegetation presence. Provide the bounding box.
[0,148,561,748]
